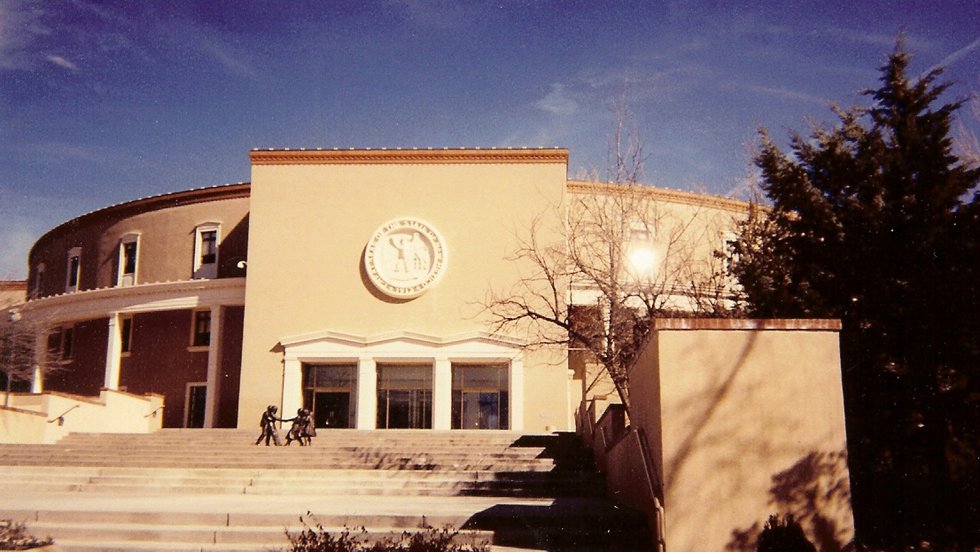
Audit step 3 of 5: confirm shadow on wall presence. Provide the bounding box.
[725,449,853,552]
[219,214,249,278]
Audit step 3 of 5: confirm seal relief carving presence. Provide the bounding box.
[364,218,447,299]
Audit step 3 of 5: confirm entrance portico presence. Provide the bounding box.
[279,330,525,431]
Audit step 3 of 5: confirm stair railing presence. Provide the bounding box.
[632,427,667,552]
[144,406,164,419]
[47,404,80,426]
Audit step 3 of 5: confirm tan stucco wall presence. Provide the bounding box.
[0,389,163,444]
[239,155,569,429]
[628,320,853,552]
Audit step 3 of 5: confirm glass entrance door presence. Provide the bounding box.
[303,364,356,429]
[452,364,508,430]
[377,364,432,429]
[185,383,207,428]
[313,391,350,429]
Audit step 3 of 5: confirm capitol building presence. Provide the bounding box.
[14,148,749,431]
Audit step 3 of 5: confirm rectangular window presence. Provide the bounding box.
[31,263,45,299]
[191,310,211,348]
[61,327,74,360]
[200,231,217,264]
[193,225,220,279]
[120,316,133,354]
[66,247,81,292]
[452,364,509,430]
[117,236,139,287]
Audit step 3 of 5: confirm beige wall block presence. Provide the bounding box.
[240,155,568,429]
[628,321,853,552]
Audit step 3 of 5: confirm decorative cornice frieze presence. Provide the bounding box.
[250,148,569,166]
[651,318,842,331]
[566,180,757,214]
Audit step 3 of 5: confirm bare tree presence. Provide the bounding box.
[1,308,69,406]
[484,103,741,413]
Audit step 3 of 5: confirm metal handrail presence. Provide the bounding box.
[47,404,80,425]
[633,427,667,552]
[144,406,164,419]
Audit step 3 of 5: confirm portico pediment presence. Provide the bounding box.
[280,330,525,361]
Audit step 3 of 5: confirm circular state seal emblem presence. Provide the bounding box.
[364,218,447,299]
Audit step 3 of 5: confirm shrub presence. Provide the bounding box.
[0,519,54,551]
[756,514,815,552]
[285,514,490,552]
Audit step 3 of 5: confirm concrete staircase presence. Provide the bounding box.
[0,430,650,551]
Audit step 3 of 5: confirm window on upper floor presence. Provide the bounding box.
[66,247,81,292]
[117,235,140,287]
[31,263,45,299]
[190,309,211,348]
[193,224,220,279]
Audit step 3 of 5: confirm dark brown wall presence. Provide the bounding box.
[216,306,244,428]
[45,318,108,397]
[120,310,208,428]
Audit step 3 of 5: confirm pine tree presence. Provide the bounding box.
[729,40,980,548]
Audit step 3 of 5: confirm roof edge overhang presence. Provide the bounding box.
[30,183,252,260]
[250,147,569,165]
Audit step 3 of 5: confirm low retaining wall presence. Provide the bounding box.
[0,389,164,444]
[579,318,854,552]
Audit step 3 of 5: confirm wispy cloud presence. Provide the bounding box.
[535,84,580,116]
[46,54,78,71]
[737,83,830,106]
[156,18,256,78]
[0,0,50,71]
[6,142,110,164]
[386,0,484,30]
[811,27,900,49]
[935,37,980,70]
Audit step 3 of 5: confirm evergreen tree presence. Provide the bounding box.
[729,40,979,548]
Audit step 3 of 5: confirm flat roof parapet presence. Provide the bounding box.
[249,147,569,165]
[652,318,842,331]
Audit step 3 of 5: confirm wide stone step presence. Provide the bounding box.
[4,496,649,551]
[0,454,551,466]
[0,461,560,474]
[0,481,603,499]
[28,521,494,547]
[0,431,647,551]
[0,466,594,481]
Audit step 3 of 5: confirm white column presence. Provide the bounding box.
[281,357,304,421]
[203,306,223,428]
[103,313,122,391]
[432,358,452,430]
[509,357,524,431]
[30,329,45,393]
[355,357,377,430]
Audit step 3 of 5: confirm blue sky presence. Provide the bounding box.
[1,0,978,279]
